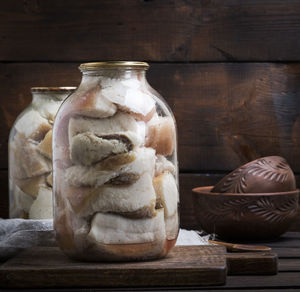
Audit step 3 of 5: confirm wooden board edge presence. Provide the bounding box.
[226,252,278,275]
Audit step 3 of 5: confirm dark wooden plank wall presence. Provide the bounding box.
[1,0,300,231]
[2,0,300,61]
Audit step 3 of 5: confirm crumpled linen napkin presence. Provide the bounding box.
[0,218,210,261]
[176,229,210,245]
[0,218,55,261]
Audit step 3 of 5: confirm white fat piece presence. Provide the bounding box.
[88,209,165,244]
[11,134,51,179]
[101,78,155,118]
[155,155,176,176]
[74,86,117,118]
[153,172,178,217]
[29,186,53,219]
[65,147,156,187]
[78,172,157,217]
[14,109,51,141]
[32,96,62,122]
[70,131,141,166]
[121,147,156,178]
[136,121,146,145]
[10,184,34,216]
[68,111,139,143]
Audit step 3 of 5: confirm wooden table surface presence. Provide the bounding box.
[1,232,300,291]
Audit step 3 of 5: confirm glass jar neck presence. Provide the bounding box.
[80,68,147,82]
[31,88,76,102]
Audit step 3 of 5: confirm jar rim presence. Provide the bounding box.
[79,61,149,71]
[31,87,77,93]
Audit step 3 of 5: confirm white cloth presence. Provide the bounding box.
[176,229,211,246]
[0,218,210,261]
[0,219,55,261]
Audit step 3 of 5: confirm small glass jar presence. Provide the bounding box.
[9,87,76,219]
[53,61,179,261]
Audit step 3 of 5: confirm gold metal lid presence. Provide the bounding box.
[79,61,149,71]
[31,87,76,93]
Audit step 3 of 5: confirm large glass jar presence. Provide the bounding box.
[53,61,179,261]
[9,87,76,219]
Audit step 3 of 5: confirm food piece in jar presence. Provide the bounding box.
[65,152,136,187]
[46,173,53,187]
[15,175,47,197]
[65,147,155,187]
[10,184,34,218]
[107,172,140,185]
[14,109,51,141]
[37,130,52,159]
[101,78,156,121]
[155,155,176,176]
[11,134,51,179]
[88,208,165,244]
[120,147,156,178]
[119,104,156,122]
[70,131,141,166]
[165,211,179,240]
[136,121,146,145]
[54,207,75,251]
[153,172,178,217]
[74,86,117,118]
[146,116,175,156]
[29,186,53,219]
[32,96,65,122]
[68,112,138,143]
[71,173,157,218]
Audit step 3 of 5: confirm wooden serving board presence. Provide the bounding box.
[0,246,277,288]
[0,246,227,288]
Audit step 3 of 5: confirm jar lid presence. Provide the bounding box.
[79,61,149,71]
[31,87,76,93]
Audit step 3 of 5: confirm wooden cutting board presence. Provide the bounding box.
[0,246,227,288]
[0,245,277,288]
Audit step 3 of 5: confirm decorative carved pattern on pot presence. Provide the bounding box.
[248,196,298,223]
[212,156,296,193]
[200,195,298,224]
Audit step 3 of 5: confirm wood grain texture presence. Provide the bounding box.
[224,272,300,289]
[272,247,300,258]
[3,63,300,173]
[1,1,300,61]
[279,258,300,271]
[0,245,279,290]
[226,252,277,275]
[0,246,227,288]
[0,234,300,290]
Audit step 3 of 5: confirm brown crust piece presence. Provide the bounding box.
[70,132,139,166]
[99,152,136,171]
[107,172,140,185]
[46,173,53,187]
[116,200,157,219]
[14,175,47,197]
[101,133,134,151]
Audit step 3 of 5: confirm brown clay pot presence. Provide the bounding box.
[192,186,299,241]
[212,156,296,194]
